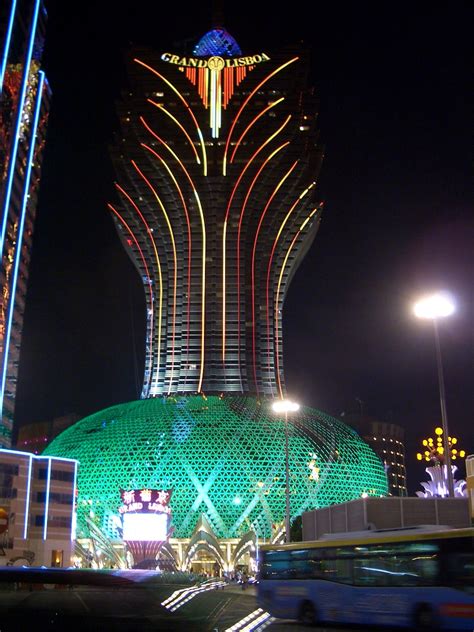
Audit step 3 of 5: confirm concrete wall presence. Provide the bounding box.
[302,497,471,541]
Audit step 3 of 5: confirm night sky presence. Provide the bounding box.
[14,2,473,493]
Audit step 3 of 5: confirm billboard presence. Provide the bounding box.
[119,489,172,542]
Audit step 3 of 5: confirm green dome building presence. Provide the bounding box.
[44,396,387,541]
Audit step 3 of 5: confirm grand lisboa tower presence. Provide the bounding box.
[45,25,387,569]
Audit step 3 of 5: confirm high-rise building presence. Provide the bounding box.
[109,28,323,398]
[344,413,408,496]
[46,25,388,568]
[0,0,51,447]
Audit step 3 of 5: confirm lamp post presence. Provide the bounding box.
[414,292,455,498]
[272,399,300,542]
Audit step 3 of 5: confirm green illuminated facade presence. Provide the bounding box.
[44,396,388,539]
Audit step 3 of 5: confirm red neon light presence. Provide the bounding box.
[222,57,299,175]
[139,116,207,393]
[107,203,154,391]
[235,142,289,389]
[141,142,193,376]
[250,161,298,393]
[222,116,292,363]
[131,160,178,395]
[230,98,285,164]
[134,58,207,173]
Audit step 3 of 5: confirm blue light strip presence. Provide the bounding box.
[43,457,52,540]
[71,460,78,541]
[0,0,17,94]
[23,453,33,539]
[0,0,40,277]
[0,69,44,416]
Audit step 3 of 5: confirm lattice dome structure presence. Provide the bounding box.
[44,396,388,540]
[193,28,242,56]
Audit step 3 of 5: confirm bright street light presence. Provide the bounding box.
[414,292,455,497]
[272,399,300,543]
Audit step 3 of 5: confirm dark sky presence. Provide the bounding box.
[14,1,473,493]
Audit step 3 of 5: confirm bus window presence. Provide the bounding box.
[445,553,474,594]
[353,554,438,587]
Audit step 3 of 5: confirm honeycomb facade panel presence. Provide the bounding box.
[44,396,388,539]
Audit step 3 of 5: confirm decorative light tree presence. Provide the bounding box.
[416,428,467,498]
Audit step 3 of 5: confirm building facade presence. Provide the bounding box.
[0,0,51,447]
[0,449,77,567]
[345,414,407,496]
[109,28,323,398]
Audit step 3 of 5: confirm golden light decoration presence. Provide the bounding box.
[416,427,466,463]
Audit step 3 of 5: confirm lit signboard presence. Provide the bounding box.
[119,489,172,542]
[123,512,168,541]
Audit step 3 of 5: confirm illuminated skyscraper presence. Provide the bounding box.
[0,0,51,446]
[109,27,324,397]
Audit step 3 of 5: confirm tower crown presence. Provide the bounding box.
[193,28,241,57]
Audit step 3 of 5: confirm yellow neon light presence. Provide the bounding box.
[132,160,178,395]
[134,58,208,176]
[251,161,298,392]
[222,116,292,361]
[230,98,285,164]
[147,99,201,165]
[222,57,299,175]
[141,143,193,372]
[140,116,207,392]
[115,183,163,393]
[275,207,320,397]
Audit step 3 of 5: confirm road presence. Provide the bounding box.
[0,577,399,631]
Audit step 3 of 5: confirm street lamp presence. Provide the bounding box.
[272,399,300,542]
[414,292,455,497]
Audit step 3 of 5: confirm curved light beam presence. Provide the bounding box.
[251,161,298,394]
[222,116,291,362]
[274,207,320,398]
[108,203,155,396]
[115,182,163,394]
[139,116,207,393]
[229,97,285,164]
[235,142,290,388]
[134,58,208,175]
[141,142,193,379]
[265,186,317,390]
[132,160,178,395]
[147,99,201,166]
[223,57,299,175]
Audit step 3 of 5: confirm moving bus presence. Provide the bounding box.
[257,526,474,629]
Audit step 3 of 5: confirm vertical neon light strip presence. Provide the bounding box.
[108,203,155,395]
[0,70,44,417]
[250,161,298,393]
[222,57,299,175]
[274,208,320,397]
[229,98,285,164]
[0,0,17,93]
[43,457,52,540]
[141,144,193,375]
[265,187,316,387]
[132,161,178,394]
[23,453,33,539]
[134,58,208,176]
[235,143,289,386]
[147,100,201,165]
[222,117,291,362]
[115,183,163,394]
[71,459,78,541]
[140,117,207,393]
[0,0,40,271]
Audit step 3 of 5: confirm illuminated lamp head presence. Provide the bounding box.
[194,28,242,57]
